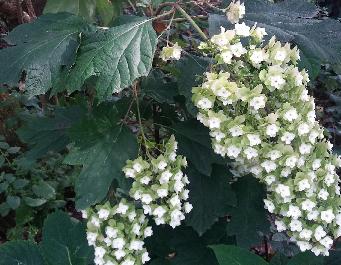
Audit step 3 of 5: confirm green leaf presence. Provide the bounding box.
[209,0,341,79]
[66,17,157,101]
[287,252,323,265]
[0,241,45,265]
[23,197,47,207]
[6,195,21,209]
[17,105,85,165]
[173,119,225,176]
[210,245,268,265]
[65,103,138,209]
[147,226,218,265]
[12,179,29,190]
[0,142,9,149]
[32,181,56,200]
[186,165,236,235]
[176,56,209,115]
[325,249,341,265]
[41,211,94,265]
[7,146,21,154]
[0,155,4,167]
[0,202,10,216]
[44,0,97,22]
[97,0,123,26]
[226,176,270,248]
[0,13,91,96]
[141,69,178,104]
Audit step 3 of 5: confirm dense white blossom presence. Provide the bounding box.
[123,135,191,228]
[193,17,341,256]
[85,200,152,265]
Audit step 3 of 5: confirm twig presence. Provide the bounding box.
[174,4,208,40]
[16,0,23,24]
[155,2,177,15]
[127,0,136,13]
[163,15,208,23]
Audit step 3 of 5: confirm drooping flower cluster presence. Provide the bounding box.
[160,42,182,61]
[193,21,341,255]
[84,199,153,265]
[123,135,192,228]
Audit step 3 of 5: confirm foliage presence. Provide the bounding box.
[0,0,341,264]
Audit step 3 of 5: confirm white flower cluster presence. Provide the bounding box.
[160,42,182,61]
[123,135,192,228]
[226,0,245,24]
[84,199,153,265]
[193,21,341,256]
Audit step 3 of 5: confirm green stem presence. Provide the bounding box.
[175,4,208,40]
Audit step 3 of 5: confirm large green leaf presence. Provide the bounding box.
[210,245,268,265]
[66,17,157,100]
[172,119,225,176]
[210,0,341,79]
[175,56,209,116]
[287,252,323,265]
[141,69,178,104]
[44,0,97,22]
[41,211,93,265]
[16,105,85,165]
[185,165,236,235]
[147,226,218,265]
[0,13,91,96]
[0,241,45,265]
[65,103,138,209]
[226,176,270,248]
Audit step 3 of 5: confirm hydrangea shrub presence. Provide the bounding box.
[192,21,341,256]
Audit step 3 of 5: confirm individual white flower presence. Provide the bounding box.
[283,108,298,122]
[95,247,106,258]
[297,179,310,191]
[114,249,126,260]
[160,42,182,61]
[133,162,143,172]
[314,226,327,241]
[140,176,151,185]
[299,229,313,240]
[243,147,258,159]
[250,50,266,65]
[105,226,118,238]
[275,220,287,232]
[298,123,310,136]
[261,160,277,173]
[157,160,167,170]
[264,199,275,213]
[226,0,245,24]
[266,124,279,137]
[157,188,168,198]
[86,232,97,246]
[281,132,295,144]
[98,209,110,220]
[318,189,329,200]
[184,202,193,213]
[231,42,247,57]
[321,209,335,224]
[287,205,302,219]
[112,238,126,249]
[197,98,213,109]
[270,75,286,89]
[267,150,281,160]
[274,50,287,62]
[91,217,100,227]
[129,240,144,251]
[299,143,312,154]
[324,174,335,186]
[141,194,153,204]
[312,159,321,170]
[227,145,241,158]
[250,96,266,110]
[285,156,297,168]
[265,175,276,185]
[159,170,172,184]
[142,252,151,264]
[221,50,233,64]
[116,202,129,215]
[235,22,250,36]
[320,236,333,249]
[208,117,221,129]
[247,134,261,146]
[301,199,316,212]
[275,184,291,198]
[289,220,303,232]
[307,210,319,221]
[297,241,312,252]
[280,167,291,178]
[229,126,244,137]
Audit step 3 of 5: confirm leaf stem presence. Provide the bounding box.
[175,4,208,40]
